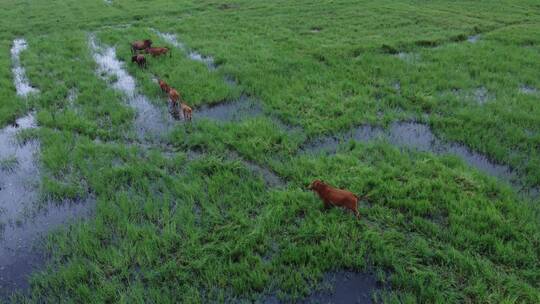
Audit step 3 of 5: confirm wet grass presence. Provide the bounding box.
[1,0,540,303]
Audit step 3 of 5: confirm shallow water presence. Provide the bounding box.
[303,121,521,189]
[0,200,94,298]
[0,114,95,298]
[88,34,172,141]
[395,52,419,63]
[302,271,379,304]
[11,39,39,97]
[520,85,538,95]
[153,30,216,70]
[467,34,481,43]
[473,87,489,104]
[192,94,263,122]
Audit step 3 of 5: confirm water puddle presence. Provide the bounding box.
[473,87,490,104]
[0,113,95,298]
[302,125,385,154]
[303,271,380,304]
[303,122,522,190]
[395,52,419,63]
[467,34,481,43]
[0,200,94,299]
[11,39,39,97]
[88,34,172,141]
[191,94,263,122]
[520,85,538,95]
[153,30,216,70]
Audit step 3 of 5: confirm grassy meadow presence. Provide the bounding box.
[1,0,540,303]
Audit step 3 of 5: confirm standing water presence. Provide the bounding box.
[303,122,524,192]
[11,39,39,97]
[0,114,94,298]
[153,30,217,70]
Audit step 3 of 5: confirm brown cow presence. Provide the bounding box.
[158,79,170,94]
[145,47,170,57]
[308,180,366,218]
[168,88,180,109]
[180,102,192,121]
[131,54,147,68]
[131,39,152,54]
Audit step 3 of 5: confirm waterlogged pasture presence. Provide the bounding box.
[0,0,539,302]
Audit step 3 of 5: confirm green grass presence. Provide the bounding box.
[0,155,18,172]
[1,0,539,303]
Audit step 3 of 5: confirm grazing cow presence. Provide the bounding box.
[131,54,147,68]
[145,47,170,57]
[180,102,192,121]
[168,88,180,109]
[158,79,170,94]
[131,39,152,54]
[308,180,365,218]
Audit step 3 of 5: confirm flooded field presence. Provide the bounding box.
[89,34,173,141]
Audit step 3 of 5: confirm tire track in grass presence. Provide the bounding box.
[1,39,96,299]
[11,39,39,97]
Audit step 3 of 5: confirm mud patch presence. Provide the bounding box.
[88,34,172,141]
[303,271,380,304]
[303,122,520,189]
[467,34,481,43]
[0,114,95,298]
[153,30,216,70]
[11,39,39,97]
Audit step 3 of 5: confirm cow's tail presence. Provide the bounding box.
[169,48,172,58]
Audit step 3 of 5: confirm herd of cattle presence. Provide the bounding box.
[130,39,192,121]
[129,38,368,218]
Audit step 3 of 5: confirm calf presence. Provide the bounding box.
[131,39,152,54]
[168,88,180,109]
[145,47,170,57]
[131,54,147,68]
[309,180,364,218]
[158,79,170,94]
[180,102,192,121]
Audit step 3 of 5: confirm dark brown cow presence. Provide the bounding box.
[131,54,147,68]
[131,39,152,54]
